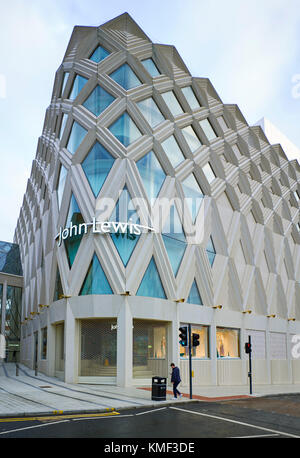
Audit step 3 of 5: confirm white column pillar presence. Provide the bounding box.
[117,296,132,387]
[210,324,217,385]
[64,299,76,383]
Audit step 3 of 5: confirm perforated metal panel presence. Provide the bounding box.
[79,319,117,377]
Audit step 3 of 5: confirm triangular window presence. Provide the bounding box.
[69,74,88,101]
[141,58,160,77]
[109,63,141,90]
[53,266,63,301]
[187,280,203,305]
[206,236,216,266]
[137,257,166,299]
[83,85,115,117]
[162,205,187,276]
[136,150,165,202]
[64,194,85,268]
[80,253,112,295]
[67,121,87,155]
[82,142,115,197]
[89,45,110,63]
[108,112,142,147]
[110,186,140,266]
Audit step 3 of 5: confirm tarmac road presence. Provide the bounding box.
[1,395,300,439]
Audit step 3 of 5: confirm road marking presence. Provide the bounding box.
[136,407,167,416]
[0,411,120,423]
[230,433,280,438]
[170,406,300,439]
[0,420,69,435]
[72,414,133,421]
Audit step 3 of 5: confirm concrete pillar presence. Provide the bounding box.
[64,300,76,383]
[210,324,217,385]
[117,296,133,387]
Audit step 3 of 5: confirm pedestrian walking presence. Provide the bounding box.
[170,363,182,399]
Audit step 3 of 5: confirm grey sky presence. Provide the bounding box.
[0,0,299,242]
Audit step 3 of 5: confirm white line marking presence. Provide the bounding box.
[136,407,167,416]
[72,414,134,421]
[0,419,69,436]
[170,406,300,439]
[230,433,279,438]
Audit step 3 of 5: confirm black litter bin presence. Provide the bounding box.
[151,376,166,401]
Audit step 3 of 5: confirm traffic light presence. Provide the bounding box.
[245,342,252,354]
[192,333,200,347]
[179,326,188,347]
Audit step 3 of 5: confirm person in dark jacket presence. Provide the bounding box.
[170,363,182,399]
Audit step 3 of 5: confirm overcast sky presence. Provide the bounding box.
[0,0,299,243]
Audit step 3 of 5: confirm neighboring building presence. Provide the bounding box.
[14,13,300,387]
[0,241,23,361]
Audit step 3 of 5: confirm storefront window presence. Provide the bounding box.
[216,327,240,358]
[41,327,47,360]
[180,325,209,358]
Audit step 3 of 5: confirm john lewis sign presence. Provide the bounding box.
[56,217,155,246]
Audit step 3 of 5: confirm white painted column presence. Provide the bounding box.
[117,296,133,387]
[64,299,76,383]
[210,324,217,385]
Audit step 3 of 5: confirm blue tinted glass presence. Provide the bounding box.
[82,142,115,197]
[64,194,84,267]
[182,174,203,223]
[109,63,141,90]
[53,267,63,301]
[162,205,186,276]
[161,135,185,168]
[136,151,165,202]
[182,125,202,153]
[89,45,110,63]
[141,58,160,77]
[109,112,142,147]
[137,97,165,128]
[80,253,112,295]
[83,85,115,117]
[57,164,67,209]
[110,187,140,266]
[161,91,183,116]
[61,72,69,97]
[59,113,68,140]
[0,242,22,276]
[187,280,203,305]
[69,75,88,101]
[206,236,216,266]
[181,86,200,110]
[67,121,87,155]
[137,257,166,299]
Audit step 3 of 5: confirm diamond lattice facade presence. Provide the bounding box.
[14,13,300,386]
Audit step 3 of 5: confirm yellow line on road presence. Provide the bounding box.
[0,411,120,423]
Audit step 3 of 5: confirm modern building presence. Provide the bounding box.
[14,13,300,387]
[0,241,23,361]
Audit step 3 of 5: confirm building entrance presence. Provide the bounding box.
[79,319,117,383]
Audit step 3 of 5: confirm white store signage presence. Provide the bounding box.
[56,217,155,246]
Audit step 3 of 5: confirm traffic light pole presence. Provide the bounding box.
[188,324,192,400]
[248,335,252,395]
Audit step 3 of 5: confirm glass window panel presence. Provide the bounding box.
[136,150,165,202]
[110,186,140,266]
[67,121,87,155]
[216,327,240,358]
[109,112,142,147]
[181,125,202,153]
[64,194,85,268]
[180,325,209,358]
[141,58,160,77]
[69,74,88,101]
[109,63,141,90]
[206,236,216,267]
[162,205,186,276]
[82,85,115,117]
[53,266,63,301]
[187,280,203,305]
[5,286,22,346]
[137,97,165,128]
[59,113,68,140]
[80,253,113,295]
[162,204,186,243]
[0,284,2,329]
[202,162,216,184]
[181,86,200,110]
[161,91,183,116]
[61,72,69,97]
[41,328,47,360]
[89,45,110,63]
[199,118,217,141]
[0,242,22,276]
[57,164,67,209]
[82,142,115,197]
[136,257,166,299]
[161,135,185,168]
[181,174,203,223]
